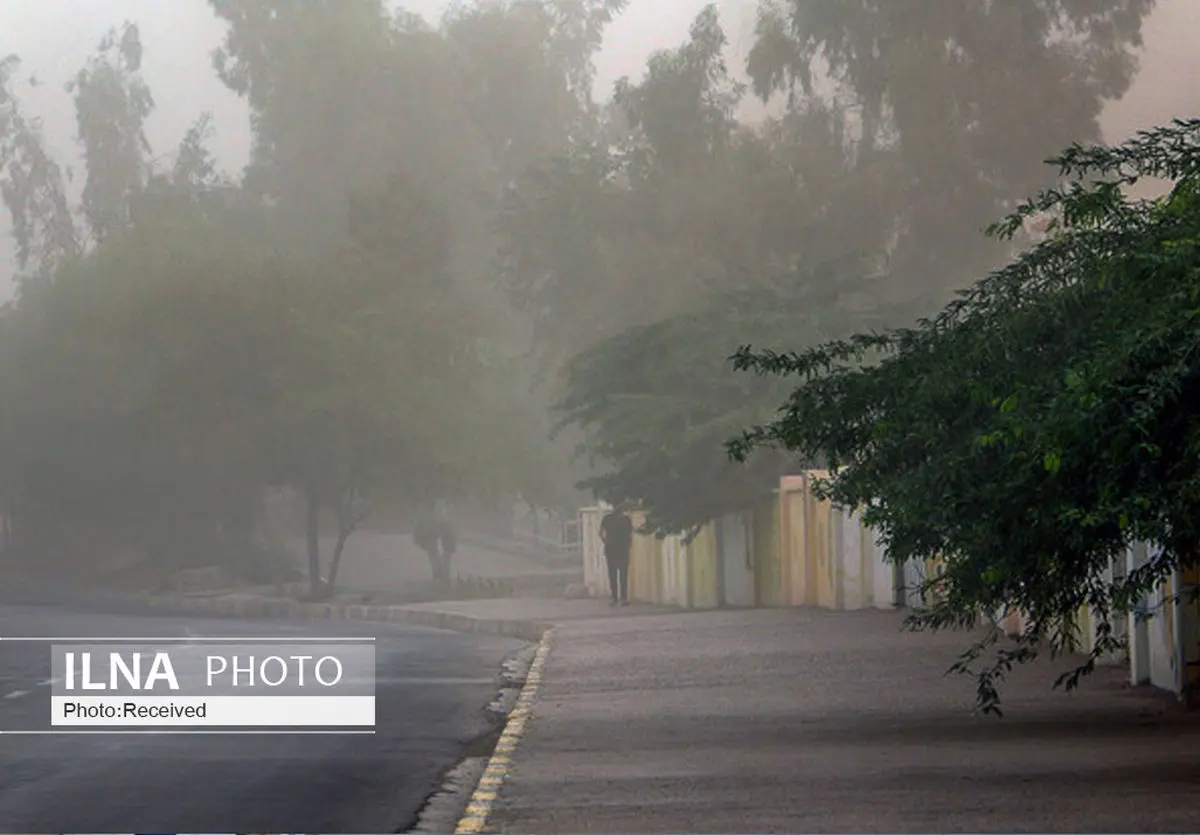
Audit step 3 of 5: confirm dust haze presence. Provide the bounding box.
[0,0,1195,611]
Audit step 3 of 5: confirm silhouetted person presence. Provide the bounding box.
[414,502,447,584]
[599,504,634,606]
[438,509,458,565]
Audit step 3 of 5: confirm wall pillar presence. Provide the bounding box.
[1127,542,1152,686]
[1179,562,1200,709]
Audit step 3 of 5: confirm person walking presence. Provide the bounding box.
[599,502,634,606]
[436,499,458,572]
[413,502,446,584]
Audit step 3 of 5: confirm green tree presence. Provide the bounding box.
[731,119,1200,712]
[544,0,1161,543]
[521,8,913,531]
[555,285,797,536]
[556,252,933,536]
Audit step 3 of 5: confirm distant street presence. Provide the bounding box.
[0,595,523,833]
[295,531,571,594]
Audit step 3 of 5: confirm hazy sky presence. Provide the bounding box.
[1,0,1198,289]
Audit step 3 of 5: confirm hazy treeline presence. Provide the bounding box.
[0,0,1157,591]
[0,1,620,586]
[549,0,1157,535]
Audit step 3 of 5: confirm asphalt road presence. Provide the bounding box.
[0,594,524,833]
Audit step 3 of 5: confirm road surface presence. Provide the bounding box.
[0,593,523,833]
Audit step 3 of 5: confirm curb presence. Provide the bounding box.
[140,593,552,644]
[455,627,556,834]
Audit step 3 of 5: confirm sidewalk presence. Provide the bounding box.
[454,601,1199,833]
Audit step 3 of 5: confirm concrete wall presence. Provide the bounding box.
[580,506,609,599]
[628,510,660,604]
[994,542,1198,704]
[578,479,1199,705]
[717,512,756,607]
[775,472,902,611]
[579,507,719,608]
[752,499,787,607]
[688,524,721,609]
[579,472,905,612]
[660,533,689,608]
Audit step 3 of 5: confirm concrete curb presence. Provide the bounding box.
[141,593,552,644]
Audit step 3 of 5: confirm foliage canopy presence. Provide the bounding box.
[732,119,1200,711]
[544,1,1154,537]
[0,6,611,589]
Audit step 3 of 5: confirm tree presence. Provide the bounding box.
[0,42,278,576]
[747,0,1157,303]
[441,0,625,183]
[0,55,80,282]
[208,0,602,517]
[165,112,226,190]
[0,1,619,595]
[207,0,618,262]
[527,8,916,532]
[0,163,501,594]
[499,5,752,370]
[556,249,936,536]
[67,21,155,244]
[555,285,798,537]
[254,173,493,596]
[0,193,282,572]
[210,0,441,249]
[731,118,1200,713]
[546,0,1162,547]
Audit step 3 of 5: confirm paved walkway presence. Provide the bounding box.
[462,601,1200,833]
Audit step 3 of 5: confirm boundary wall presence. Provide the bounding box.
[579,473,1199,705]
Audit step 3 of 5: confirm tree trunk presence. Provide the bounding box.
[327,528,351,594]
[305,484,322,598]
[327,488,370,596]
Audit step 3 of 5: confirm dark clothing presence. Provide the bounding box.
[600,511,634,559]
[606,551,629,604]
[414,515,440,555]
[439,519,458,557]
[600,511,634,603]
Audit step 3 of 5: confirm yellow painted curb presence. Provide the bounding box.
[454,628,556,834]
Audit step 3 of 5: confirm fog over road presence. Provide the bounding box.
[0,594,522,833]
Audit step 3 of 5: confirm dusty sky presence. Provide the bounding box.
[1,0,1198,288]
